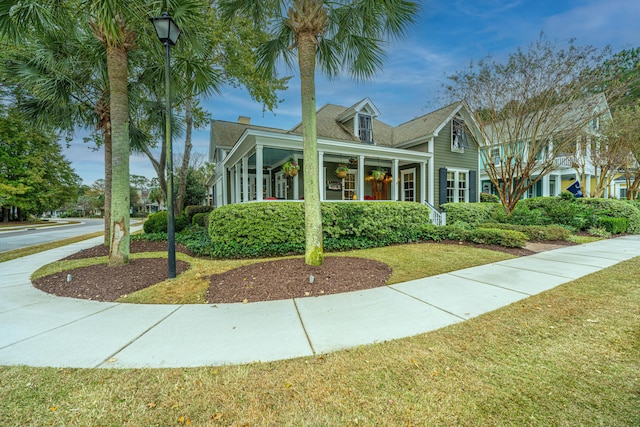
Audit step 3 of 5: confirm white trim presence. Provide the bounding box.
[401,168,417,202]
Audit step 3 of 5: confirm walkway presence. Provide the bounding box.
[1,235,639,368]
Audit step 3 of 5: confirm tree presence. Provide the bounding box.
[0,108,80,221]
[0,17,115,244]
[602,104,640,199]
[220,0,419,265]
[447,36,615,213]
[132,7,287,215]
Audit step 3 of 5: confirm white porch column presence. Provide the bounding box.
[318,151,324,201]
[392,159,399,201]
[293,154,300,200]
[358,155,365,200]
[585,174,591,197]
[420,162,427,203]
[234,164,241,203]
[542,174,550,197]
[222,167,228,206]
[428,159,434,205]
[256,146,264,202]
[242,157,249,202]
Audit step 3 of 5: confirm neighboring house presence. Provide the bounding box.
[479,93,614,199]
[208,98,483,222]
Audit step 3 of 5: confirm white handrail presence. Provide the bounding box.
[423,201,446,226]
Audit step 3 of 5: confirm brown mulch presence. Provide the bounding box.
[206,256,392,304]
[32,239,571,303]
[32,258,190,302]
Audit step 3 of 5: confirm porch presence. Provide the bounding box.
[213,129,434,206]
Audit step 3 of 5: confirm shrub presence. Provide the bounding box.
[479,223,570,241]
[509,196,596,229]
[441,202,506,226]
[466,228,528,248]
[587,226,611,238]
[480,192,500,203]
[576,198,640,233]
[192,212,210,228]
[184,205,215,222]
[143,210,189,234]
[208,202,435,258]
[597,217,629,234]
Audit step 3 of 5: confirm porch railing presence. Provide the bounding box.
[423,200,446,226]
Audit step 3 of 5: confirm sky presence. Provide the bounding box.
[63,0,640,186]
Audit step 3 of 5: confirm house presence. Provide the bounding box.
[479,93,614,199]
[208,98,483,222]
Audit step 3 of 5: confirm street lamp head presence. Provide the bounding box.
[150,12,181,46]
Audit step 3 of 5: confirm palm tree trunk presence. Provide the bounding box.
[103,124,112,246]
[177,96,193,213]
[298,33,324,266]
[106,43,130,266]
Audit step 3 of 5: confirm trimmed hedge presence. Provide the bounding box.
[466,228,528,248]
[184,205,214,222]
[143,211,189,234]
[576,198,640,233]
[441,202,506,226]
[207,202,434,258]
[597,217,629,234]
[478,222,571,241]
[192,212,210,228]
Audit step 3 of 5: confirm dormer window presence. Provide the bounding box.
[452,117,469,151]
[359,114,373,144]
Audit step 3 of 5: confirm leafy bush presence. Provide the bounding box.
[441,202,506,226]
[597,217,629,234]
[587,226,611,238]
[208,202,435,258]
[508,196,595,229]
[480,192,500,203]
[577,198,640,233]
[479,222,570,241]
[192,212,210,228]
[184,205,214,222]
[466,228,528,248]
[143,211,189,234]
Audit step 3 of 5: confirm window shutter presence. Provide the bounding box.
[469,170,477,203]
[439,168,447,206]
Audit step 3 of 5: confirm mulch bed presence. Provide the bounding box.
[32,258,190,302]
[206,256,392,304]
[32,239,559,303]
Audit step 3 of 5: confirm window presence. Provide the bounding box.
[491,148,500,166]
[342,170,357,200]
[620,188,628,199]
[446,170,469,203]
[452,118,469,151]
[401,169,416,202]
[359,114,373,143]
[275,172,287,199]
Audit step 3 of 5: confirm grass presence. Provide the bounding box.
[31,243,515,304]
[1,256,638,426]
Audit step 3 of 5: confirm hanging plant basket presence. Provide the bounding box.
[335,164,349,179]
[282,159,300,177]
[371,169,386,181]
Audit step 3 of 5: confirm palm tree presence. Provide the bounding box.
[220,0,419,265]
[1,22,115,247]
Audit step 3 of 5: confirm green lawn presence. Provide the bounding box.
[2,253,639,425]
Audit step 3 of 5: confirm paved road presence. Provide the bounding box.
[0,219,106,252]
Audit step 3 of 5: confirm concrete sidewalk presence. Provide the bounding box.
[1,235,639,369]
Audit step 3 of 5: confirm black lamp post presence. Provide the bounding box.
[151,12,181,278]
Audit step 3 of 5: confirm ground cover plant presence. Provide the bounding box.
[2,256,639,425]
